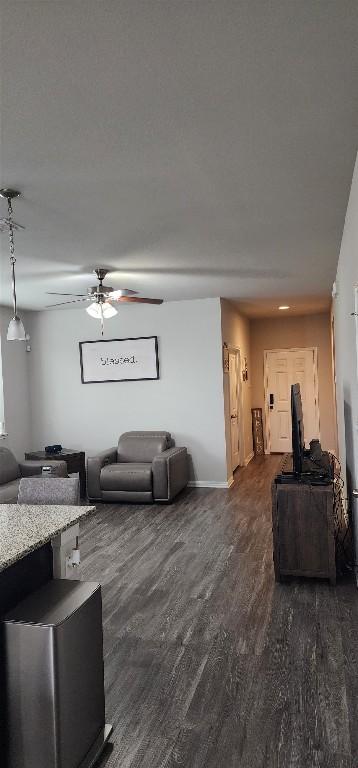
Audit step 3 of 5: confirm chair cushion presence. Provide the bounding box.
[18,477,80,505]
[100,462,152,492]
[0,447,20,486]
[0,479,20,503]
[117,431,172,463]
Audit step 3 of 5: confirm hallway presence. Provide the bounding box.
[80,456,358,767]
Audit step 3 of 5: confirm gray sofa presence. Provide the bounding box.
[87,431,188,503]
[0,447,67,503]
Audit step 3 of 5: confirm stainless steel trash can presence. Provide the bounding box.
[2,579,111,768]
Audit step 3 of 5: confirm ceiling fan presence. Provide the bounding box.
[46,267,163,335]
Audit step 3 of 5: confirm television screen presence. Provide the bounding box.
[291,383,305,475]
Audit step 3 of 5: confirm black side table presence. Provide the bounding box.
[25,449,86,499]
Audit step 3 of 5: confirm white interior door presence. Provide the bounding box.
[266,348,319,453]
[229,350,240,471]
[290,350,318,444]
[266,351,291,453]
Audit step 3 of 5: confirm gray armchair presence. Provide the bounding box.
[0,447,67,504]
[87,431,188,503]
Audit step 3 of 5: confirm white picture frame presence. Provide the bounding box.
[79,336,159,384]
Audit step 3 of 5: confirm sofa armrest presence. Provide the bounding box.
[19,459,68,478]
[87,447,117,500]
[152,447,188,502]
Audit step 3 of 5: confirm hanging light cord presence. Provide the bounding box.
[7,197,18,317]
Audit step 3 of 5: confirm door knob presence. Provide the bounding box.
[353,490,358,498]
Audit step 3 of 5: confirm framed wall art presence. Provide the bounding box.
[79,336,159,383]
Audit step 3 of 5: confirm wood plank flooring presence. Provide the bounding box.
[79,455,358,767]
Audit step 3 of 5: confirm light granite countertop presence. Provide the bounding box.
[0,504,95,573]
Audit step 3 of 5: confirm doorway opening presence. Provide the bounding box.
[264,347,320,454]
[228,347,245,473]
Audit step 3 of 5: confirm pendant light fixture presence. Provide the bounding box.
[0,188,26,341]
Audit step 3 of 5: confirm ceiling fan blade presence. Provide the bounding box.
[108,288,138,298]
[114,296,163,305]
[45,298,89,308]
[46,292,88,297]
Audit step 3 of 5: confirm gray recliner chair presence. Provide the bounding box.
[87,431,188,503]
[0,447,68,503]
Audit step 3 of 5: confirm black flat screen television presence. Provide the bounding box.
[291,383,305,476]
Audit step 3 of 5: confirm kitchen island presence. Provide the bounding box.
[0,503,112,768]
[0,503,95,572]
[0,503,95,614]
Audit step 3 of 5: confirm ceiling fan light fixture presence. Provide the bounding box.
[46,267,163,332]
[86,301,117,319]
[102,302,118,318]
[86,302,101,318]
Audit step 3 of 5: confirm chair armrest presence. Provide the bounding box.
[19,459,68,478]
[87,448,117,500]
[152,447,188,502]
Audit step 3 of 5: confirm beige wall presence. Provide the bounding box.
[220,299,253,480]
[250,312,337,455]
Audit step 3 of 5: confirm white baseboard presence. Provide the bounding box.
[244,451,254,466]
[188,479,233,489]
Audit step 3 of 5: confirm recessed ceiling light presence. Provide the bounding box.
[278,305,290,310]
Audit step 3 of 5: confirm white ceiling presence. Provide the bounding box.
[0,1,357,316]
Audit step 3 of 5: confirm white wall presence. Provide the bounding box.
[334,152,358,493]
[27,297,228,485]
[220,299,253,479]
[0,330,5,431]
[0,306,32,459]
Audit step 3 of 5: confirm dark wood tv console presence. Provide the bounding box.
[272,475,336,585]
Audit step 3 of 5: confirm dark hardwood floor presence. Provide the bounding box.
[79,455,358,767]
